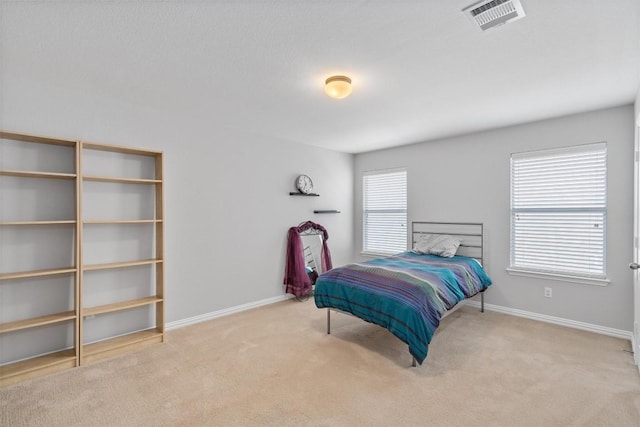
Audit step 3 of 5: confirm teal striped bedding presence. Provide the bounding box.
[314,252,492,364]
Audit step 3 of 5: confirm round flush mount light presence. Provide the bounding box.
[324,75,352,99]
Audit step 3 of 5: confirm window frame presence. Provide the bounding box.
[362,168,408,257]
[507,142,609,286]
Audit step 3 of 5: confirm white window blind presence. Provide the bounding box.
[510,143,607,279]
[363,169,407,255]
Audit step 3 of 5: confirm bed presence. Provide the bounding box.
[313,222,492,366]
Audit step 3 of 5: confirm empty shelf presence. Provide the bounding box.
[0,349,77,387]
[0,170,76,180]
[83,175,162,185]
[82,329,163,364]
[0,220,76,226]
[83,219,162,225]
[83,296,163,317]
[0,311,76,334]
[83,259,163,271]
[0,267,77,281]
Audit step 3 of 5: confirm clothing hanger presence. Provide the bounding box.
[298,221,323,236]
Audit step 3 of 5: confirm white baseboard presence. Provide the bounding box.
[466,300,633,341]
[166,294,294,331]
[166,294,633,344]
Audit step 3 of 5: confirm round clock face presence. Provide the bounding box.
[296,174,314,194]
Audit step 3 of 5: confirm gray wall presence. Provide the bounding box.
[636,88,640,122]
[1,77,635,364]
[1,75,354,331]
[354,105,635,331]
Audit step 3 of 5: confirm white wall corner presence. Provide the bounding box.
[633,333,639,368]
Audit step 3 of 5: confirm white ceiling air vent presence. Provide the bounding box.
[462,0,526,31]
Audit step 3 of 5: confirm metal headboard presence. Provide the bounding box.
[411,222,484,266]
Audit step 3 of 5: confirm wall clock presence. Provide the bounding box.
[295,174,314,194]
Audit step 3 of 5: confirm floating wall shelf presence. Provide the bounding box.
[314,210,340,214]
[289,192,319,196]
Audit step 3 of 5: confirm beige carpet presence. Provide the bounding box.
[2,300,639,426]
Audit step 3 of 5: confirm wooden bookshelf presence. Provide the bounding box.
[80,141,165,365]
[0,131,80,386]
[0,131,165,386]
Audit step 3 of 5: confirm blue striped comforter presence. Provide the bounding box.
[314,252,492,364]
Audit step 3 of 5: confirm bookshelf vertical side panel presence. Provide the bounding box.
[76,141,83,365]
[155,153,165,338]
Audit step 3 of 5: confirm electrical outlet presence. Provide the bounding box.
[544,287,552,298]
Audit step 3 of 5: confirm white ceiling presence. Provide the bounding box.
[2,1,639,153]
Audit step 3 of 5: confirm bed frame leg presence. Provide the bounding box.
[481,291,485,313]
[327,309,331,334]
[412,357,416,367]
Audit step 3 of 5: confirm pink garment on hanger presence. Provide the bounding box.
[283,221,333,297]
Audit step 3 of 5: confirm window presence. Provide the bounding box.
[363,169,407,255]
[509,143,607,282]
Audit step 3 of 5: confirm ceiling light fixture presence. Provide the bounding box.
[324,75,352,99]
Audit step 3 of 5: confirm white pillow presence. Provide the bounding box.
[413,234,461,258]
